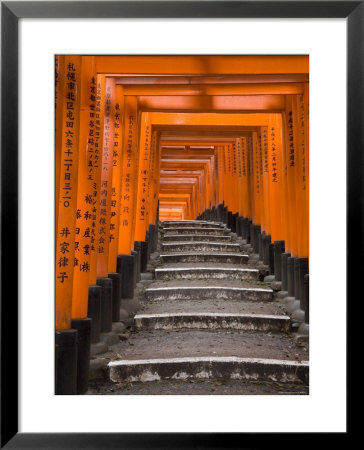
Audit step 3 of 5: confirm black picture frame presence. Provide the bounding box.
[1,1,354,448]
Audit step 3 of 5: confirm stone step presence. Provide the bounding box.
[105,329,309,384]
[144,285,273,302]
[162,234,232,242]
[160,252,248,264]
[108,356,308,385]
[134,312,290,332]
[162,221,225,229]
[137,297,286,316]
[163,227,228,236]
[90,377,309,395]
[161,242,242,253]
[155,266,259,281]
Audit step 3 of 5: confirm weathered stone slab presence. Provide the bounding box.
[161,242,242,253]
[145,285,273,302]
[162,221,225,229]
[135,312,290,332]
[155,266,258,281]
[162,234,232,242]
[163,227,227,236]
[108,356,309,384]
[160,252,249,264]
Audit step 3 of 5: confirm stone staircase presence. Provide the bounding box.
[105,220,309,394]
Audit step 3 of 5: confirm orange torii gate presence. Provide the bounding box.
[159,172,205,218]
[160,160,215,213]
[55,54,309,394]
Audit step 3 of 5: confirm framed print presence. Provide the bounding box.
[1,1,355,447]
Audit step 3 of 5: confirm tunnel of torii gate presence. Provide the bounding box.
[55,55,309,394]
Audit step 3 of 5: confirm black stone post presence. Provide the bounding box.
[263,234,271,265]
[145,230,151,262]
[133,242,142,281]
[223,206,228,225]
[294,258,301,300]
[55,329,78,395]
[246,220,252,244]
[87,285,101,343]
[250,223,255,249]
[253,225,261,253]
[268,243,275,274]
[303,274,309,323]
[259,231,265,261]
[232,213,239,233]
[211,206,216,221]
[108,272,121,322]
[71,318,91,394]
[117,254,135,298]
[281,252,291,291]
[227,211,233,230]
[140,241,148,272]
[217,204,224,222]
[96,277,113,332]
[149,224,157,252]
[131,250,138,285]
[236,217,243,237]
[287,257,297,297]
[273,240,285,281]
[299,258,309,310]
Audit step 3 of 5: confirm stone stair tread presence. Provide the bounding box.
[162,234,232,241]
[137,299,285,316]
[160,252,248,257]
[158,262,257,270]
[105,329,308,362]
[155,265,259,281]
[147,279,269,289]
[162,241,239,245]
[163,228,227,234]
[161,242,241,250]
[89,378,309,395]
[134,311,290,332]
[162,221,226,228]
